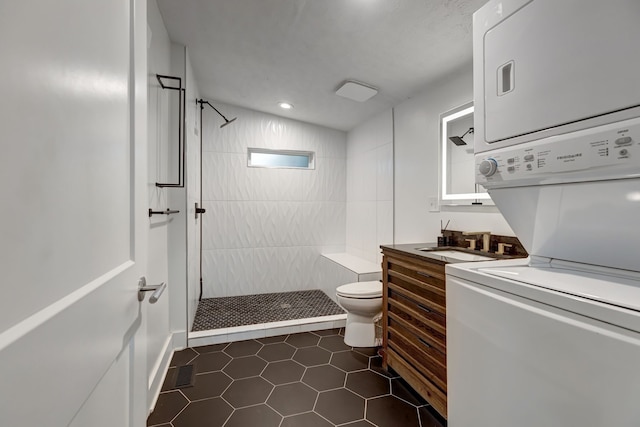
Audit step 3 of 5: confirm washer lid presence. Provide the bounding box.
[336,281,382,298]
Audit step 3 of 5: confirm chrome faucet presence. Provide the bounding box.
[462,231,492,252]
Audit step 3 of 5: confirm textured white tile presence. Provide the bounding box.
[321,128,347,159]
[255,201,280,247]
[347,202,367,251]
[361,201,378,261]
[377,201,394,248]
[226,202,257,248]
[201,249,227,298]
[225,248,255,296]
[248,167,279,201]
[301,169,321,202]
[226,153,253,200]
[361,149,377,201]
[302,158,325,201]
[252,247,280,292]
[205,103,244,154]
[325,157,347,202]
[376,143,394,202]
[277,168,304,201]
[201,114,223,153]
[323,202,346,246]
[202,202,228,249]
[301,202,324,246]
[189,104,352,299]
[296,246,320,288]
[346,157,356,202]
[345,202,359,250]
[278,246,308,290]
[202,152,227,201]
[348,156,362,202]
[278,202,303,247]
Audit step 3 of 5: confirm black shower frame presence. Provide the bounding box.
[155,74,186,188]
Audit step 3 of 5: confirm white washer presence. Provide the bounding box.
[447,259,640,426]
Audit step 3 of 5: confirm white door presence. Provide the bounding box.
[0,0,149,426]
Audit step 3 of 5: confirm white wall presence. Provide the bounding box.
[199,104,347,299]
[146,0,182,405]
[346,109,394,264]
[166,42,188,346]
[394,65,514,243]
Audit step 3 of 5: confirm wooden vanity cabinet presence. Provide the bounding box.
[381,248,448,419]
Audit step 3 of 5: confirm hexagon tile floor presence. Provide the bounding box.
[147,329,446,427]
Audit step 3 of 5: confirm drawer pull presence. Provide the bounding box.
[417,303,432,313]
[418,337,432,349]
[416,271,432,278]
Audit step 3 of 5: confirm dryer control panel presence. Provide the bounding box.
[476,117,640,188]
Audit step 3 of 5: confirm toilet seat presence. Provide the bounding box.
[336,281,382,299]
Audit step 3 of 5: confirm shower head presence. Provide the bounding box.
[197,99,237,128]
[449,127,474,146]
[449,136,467,146]
[220,117,237,128]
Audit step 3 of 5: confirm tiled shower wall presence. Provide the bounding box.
[346,109,394,264]
[199,103,347,299]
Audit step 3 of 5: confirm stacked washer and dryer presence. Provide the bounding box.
[446,0,640,426]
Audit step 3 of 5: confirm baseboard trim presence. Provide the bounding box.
[147,332,178,414]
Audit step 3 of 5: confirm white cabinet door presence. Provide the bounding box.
[447,277,640,427]
[0,0,149,425]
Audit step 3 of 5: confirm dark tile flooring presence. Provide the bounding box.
[192,290,345,331]
[148,328,446,427]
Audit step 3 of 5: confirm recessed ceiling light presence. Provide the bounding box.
[335,80,378,102]
[278,102,293,109]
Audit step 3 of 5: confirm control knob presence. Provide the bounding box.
[479,158,498,177]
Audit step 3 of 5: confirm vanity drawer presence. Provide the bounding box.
[387,320,447,392]
[387,311,446,367]
[386,254,446,292]
[386,348,448,418]
[387,275,446,315]
[387,293,446,351]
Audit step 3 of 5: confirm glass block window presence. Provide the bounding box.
[247,148,315,169]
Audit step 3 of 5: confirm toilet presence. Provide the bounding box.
[336,281,383,347]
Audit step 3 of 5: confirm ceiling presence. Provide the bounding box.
[157,0,486,131]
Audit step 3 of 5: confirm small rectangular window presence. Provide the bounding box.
[247,148,315,169]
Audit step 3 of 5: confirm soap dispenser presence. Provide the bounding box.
[438,220,451,247]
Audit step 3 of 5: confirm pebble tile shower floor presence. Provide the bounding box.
[191,290,346,331]
[148,329,446,427]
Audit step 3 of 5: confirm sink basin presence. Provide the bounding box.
[417,249,494,262]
